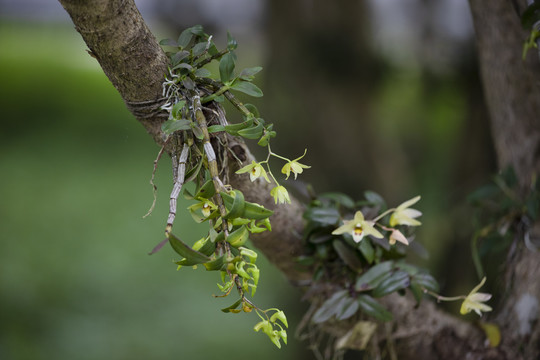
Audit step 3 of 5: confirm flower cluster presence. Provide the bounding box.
[332,195,422,246]
[235,149,310,205]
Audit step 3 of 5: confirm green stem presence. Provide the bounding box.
[372,208,396,223]
[194,48,230,69]
[201,84,230,103]
[423,288,466,302]
[269,151,290,162]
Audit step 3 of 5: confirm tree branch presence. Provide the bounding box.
[58,0,308,281]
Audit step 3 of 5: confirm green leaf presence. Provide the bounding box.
[222,190,246,219]
[257,130,276,147]
[219,52,236,83]
[395,262,419,276]
[194,179,216,199]
[526,192,540,220]
[172,62,193,72]
[185,158,204,183]
[333,240,362,272]
[207,124,225,133]
[355,261,394,291]
[227,31,238,50]
[467,183,499,204]
[197,238,217,256]
[230,81,263,97]
[242,202,274,220]
[182,77,195,90]
[161,119,191,135]
[203,255,226,271]
[318,192,355,209]
[312,290,348,324]
[237,122,264,139]
[296,255,315,266]
[372,270,410,298]
[224,119,254,136]
[499,166,518,188]
[168,232,211,264]
[177,28,195,48]
[244,103,260,118]
[226,225,250,247]
[189,25,206,36]
[170,50,189,66]
[359,239,375,264]
[171,100,186,119]
[239,66,263,81]
[522,2,540,29]
[221,298,242,313]
[336,296,360,321]
[192,41,207,56]
[409,282,424,305]
[191,124,204,139]
[303,207,340,226]
[220,191,273,220]
[194,68,212,78]
[160,38,178,47]
[411,273,439,292]
[356,295,393,322]
[308,232,333,244]
[364,190,386,208]
[208,42,219,56]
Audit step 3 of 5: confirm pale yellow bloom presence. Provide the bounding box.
[332,211,383,243]
[235,161,270,182]
[281,149,311,180]
[460,277,492,316]
[389,196,422,227]
[270,186,291,204]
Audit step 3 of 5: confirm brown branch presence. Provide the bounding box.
[57,0,308,282]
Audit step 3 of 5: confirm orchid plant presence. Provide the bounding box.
[148,24,494,355]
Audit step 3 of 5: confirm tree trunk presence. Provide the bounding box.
[58,0,540,358]
[469,1,540,359]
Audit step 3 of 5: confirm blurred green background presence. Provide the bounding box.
[0,1,497,359]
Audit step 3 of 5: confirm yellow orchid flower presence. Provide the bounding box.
[281,149,311,180]
[389,195,422,227]
[201,200,217,217]
[270,185,291,204]
[332,211,384,243]
[235,160,270,183]
[460,277,493,316]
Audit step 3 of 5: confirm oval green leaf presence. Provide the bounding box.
[357,295,393,322]
[230,80,263,97]
[168,232,211,264]
[372,270,410,298]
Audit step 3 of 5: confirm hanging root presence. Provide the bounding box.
[143,138,170,218]
[165,143,190,237]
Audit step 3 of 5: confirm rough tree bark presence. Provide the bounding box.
[470,1,540,359]
[59,0,539,358]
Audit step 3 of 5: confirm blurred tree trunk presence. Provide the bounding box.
[263,0,396,198]
[469,1,540,359]
[58,0,539,358]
